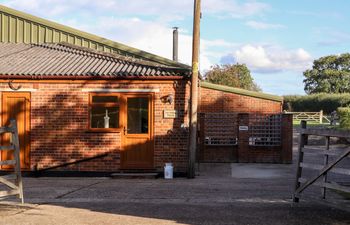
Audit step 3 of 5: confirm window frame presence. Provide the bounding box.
[88,93,122,133]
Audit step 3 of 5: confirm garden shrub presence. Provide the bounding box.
[283,93,350,114]
[337,107,350,129]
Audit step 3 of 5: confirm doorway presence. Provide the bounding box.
[121,94,154,169]
[1,92,30,170]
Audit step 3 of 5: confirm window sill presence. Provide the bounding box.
[86,128,122,133]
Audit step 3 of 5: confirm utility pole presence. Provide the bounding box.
[188,0,201,178]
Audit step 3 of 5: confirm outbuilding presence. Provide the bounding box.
[0,5,194,174]
[198,82,291,164]
[0,42,192,173]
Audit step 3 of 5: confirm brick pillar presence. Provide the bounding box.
[281,113,293,163]
[238,113,249,162]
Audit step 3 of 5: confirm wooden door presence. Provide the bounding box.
[1,92,30,170]
[121,94,154,169]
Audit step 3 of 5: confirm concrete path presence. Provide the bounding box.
[231,163,292,179]
[0,163,349,225]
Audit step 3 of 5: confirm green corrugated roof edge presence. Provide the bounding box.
[0,5,190,69]
[200,81,283,102]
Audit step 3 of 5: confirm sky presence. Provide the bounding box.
[0,0,349,96]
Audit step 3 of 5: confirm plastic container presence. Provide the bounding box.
[164,163,173,179]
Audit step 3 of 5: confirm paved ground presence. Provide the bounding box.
[1,161,349,225]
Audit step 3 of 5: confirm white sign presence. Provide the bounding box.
[164,110,178,119]
[239,126,249,131]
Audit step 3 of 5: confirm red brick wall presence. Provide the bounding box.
[0,80,190,172]
[199,87,282,113]
[198,113,293,164]
[199,146,238,162]
[238,114,293,163]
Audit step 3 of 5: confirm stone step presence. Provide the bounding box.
[110,172,159,179]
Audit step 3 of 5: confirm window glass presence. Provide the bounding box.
[90,106,119,128]
[127,98,149,134]
[90,94,120,130]
[92,96,119,103]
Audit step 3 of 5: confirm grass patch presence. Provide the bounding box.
[293,120,330,129]
[293,120,324,126]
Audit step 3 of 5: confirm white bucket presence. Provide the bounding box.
[164,163,173,179]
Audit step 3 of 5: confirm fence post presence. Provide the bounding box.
[293,120,307,202]
[301,120,308,145]
[319,110,323,124]
[238,113,249,163]
[322,136,330,199]
[281,113,293,163]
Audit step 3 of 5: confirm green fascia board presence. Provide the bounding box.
[200,81,283,102]
[0,4,190,69]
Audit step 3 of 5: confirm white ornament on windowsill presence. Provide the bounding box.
[104,109,110,128]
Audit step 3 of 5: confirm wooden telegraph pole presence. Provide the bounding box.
[188,0,201,178]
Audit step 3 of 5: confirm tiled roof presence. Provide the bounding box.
[0,42,190,79]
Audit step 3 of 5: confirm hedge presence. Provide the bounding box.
[337,107,350,129]
[283,93,350,114]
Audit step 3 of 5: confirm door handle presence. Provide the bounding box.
[123,127,131,135]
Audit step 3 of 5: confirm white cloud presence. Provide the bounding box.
[3,0,270,19]
[315,28,350,46]
[202,0,270,18]
[1,0,273,73]
[224,44,313,73]
[245,20,286,30]
[63,16,232,71]
[63,17,189,59]
[288,10,342,20]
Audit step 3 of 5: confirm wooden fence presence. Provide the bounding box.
[0,120,24,203]
[293,122,350,205]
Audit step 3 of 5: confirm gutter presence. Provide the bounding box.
[0,75,188,80]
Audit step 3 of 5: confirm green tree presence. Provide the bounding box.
[303,53,350,94]
[204,64,261,91]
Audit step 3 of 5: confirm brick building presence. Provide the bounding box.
[199,82,283,114]
[198,82,291,164]
[0,42,191,173]
[0,5,291,174]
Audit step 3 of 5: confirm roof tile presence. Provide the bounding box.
[0,42,190,79]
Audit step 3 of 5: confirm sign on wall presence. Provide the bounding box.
[239,126,249,131]
[164,110,178,119]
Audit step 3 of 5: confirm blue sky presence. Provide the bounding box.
[1,0,349,95]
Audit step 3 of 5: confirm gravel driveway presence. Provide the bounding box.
[0,160,349,225]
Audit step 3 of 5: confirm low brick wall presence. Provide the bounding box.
[199,146,238,163]
[199,113,293,164]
